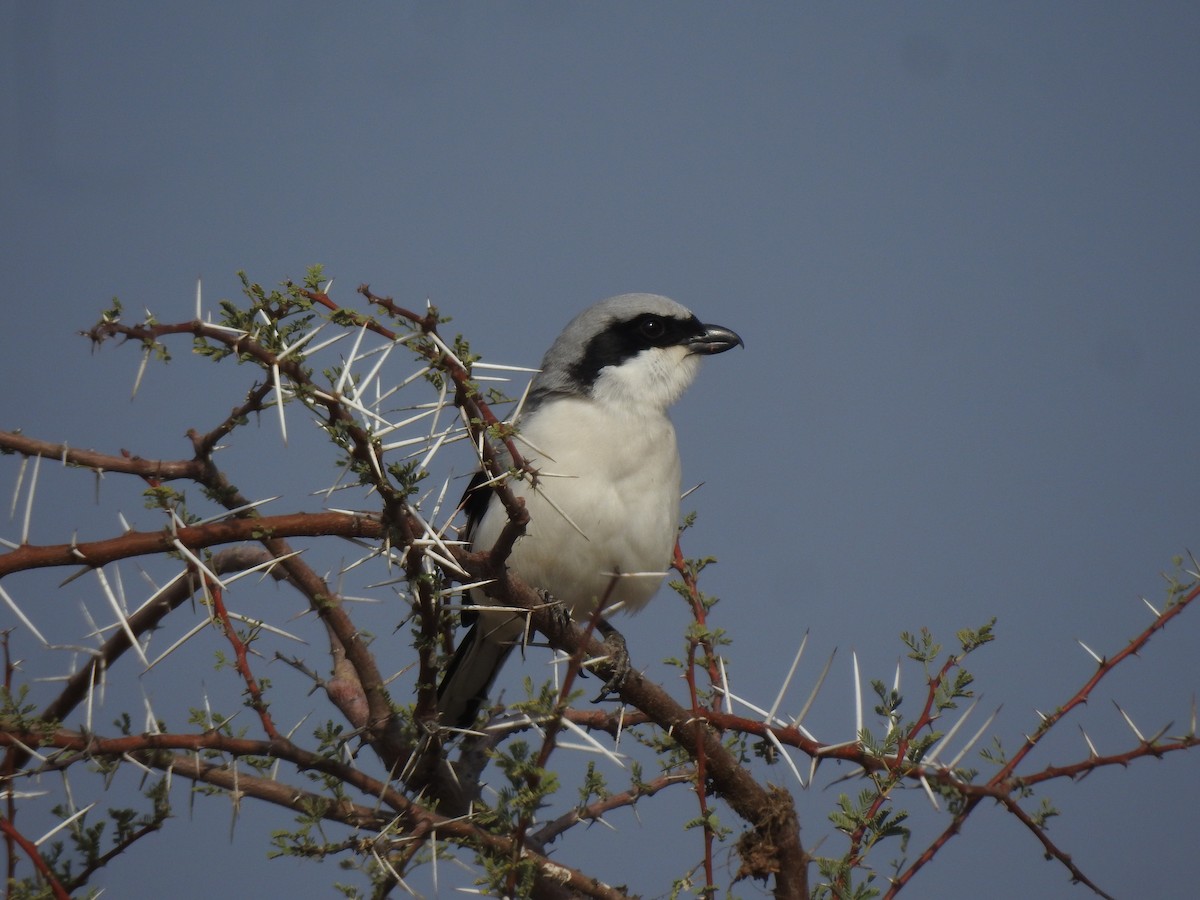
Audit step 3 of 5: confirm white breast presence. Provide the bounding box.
[470,396,681,633]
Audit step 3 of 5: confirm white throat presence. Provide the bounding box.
[588,346,700,413]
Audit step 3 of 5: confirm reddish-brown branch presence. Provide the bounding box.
[32,547,279,750]
[994,580,1200,784]
[502,580,622,897]
[883,797,978,899]
[66,819,163,893]
[208,577,281,740]
[837,651,967,890]
[504,585,808,899]
[2,293,816,895]
[671,542,723,704]
[350,283,536,513]
[0,510,384,576]
[0,814,70,900]
[0,430,204,482]
[191,381,275,458]
[0,727,629,900]
[679,572,718,890]
[997,794,1116,900]
[882,584,1200,897]
[529,771,694,851]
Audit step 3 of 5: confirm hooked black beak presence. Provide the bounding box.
[689,323,744,355]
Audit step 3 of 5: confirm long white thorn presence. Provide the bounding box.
[222,549,305,584]
[34,803,96,847]
[1113,701,1146,742]
[766,630,809,725]
[1079,725,1099,758]
[171,540,226,591]
[276,323,330,361]
[0,584,48,646]
[557,716,626,767]
[189,496,280,528]
[765,727,806,789]
[374,405,439,442]
[291,329,349,360]
[227,612,306,644]
[852,651,864,742]
[945,705,1002,770]
[717,655,733,714]
[791,647,837,728]
[21,453,41,545]
[414,427,455,476]
[925,696,981,764]
[131,345,152,399]
[96,568,150,668]
[471,361,540,373]
[141,687,161,734]
[1077,639,1104,665]
[272,363,288,446]
[335,323,370,395]
[146,619,209,670]
[353,340,397,407]
[918,774,940,810]
[9,455,28,519]
[531,481,590,541]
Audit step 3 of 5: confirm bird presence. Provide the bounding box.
[437,293,743,729]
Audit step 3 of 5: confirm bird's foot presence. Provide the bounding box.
[591,620,631,702]
[537,589,572,634]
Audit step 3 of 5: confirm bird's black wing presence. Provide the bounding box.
[456,468,495,627]
[436,467,510,727]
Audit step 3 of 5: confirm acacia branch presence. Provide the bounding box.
[0,726,631,900]
[0,813,70,900]
[994,579,1200,783]
[0,510,383,576]
[451,566,809,900]
[208,577,281,740]
[0,430,202,482]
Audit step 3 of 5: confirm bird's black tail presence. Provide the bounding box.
[437,623,514,729]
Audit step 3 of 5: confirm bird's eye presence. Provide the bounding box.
[639,317,666,340]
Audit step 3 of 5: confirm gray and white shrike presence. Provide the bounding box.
[437,293,742,728]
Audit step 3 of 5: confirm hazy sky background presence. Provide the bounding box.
[2,4,1198,898]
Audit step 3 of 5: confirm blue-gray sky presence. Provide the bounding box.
[2,4,1198,898]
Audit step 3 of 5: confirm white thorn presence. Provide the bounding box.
[96,567,150,668]
[131,345,152,399]
[1113,701,1146,742]
[765,727,806,789]
[0,583,48,646]
[34,803,96,847]
[10,455,28,519]
[926,695,981,764]
[852,650,863,742]
[272,363,288,446]
[1076,639,1104,665]
[21,453,41,545]
[1078,725,1099,758]
[918,773,940,810]
[335,323,370,395]
[717,655,733,714]
[766,630,808,725]
[945,705,1001,770]
[791,647,837,728]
